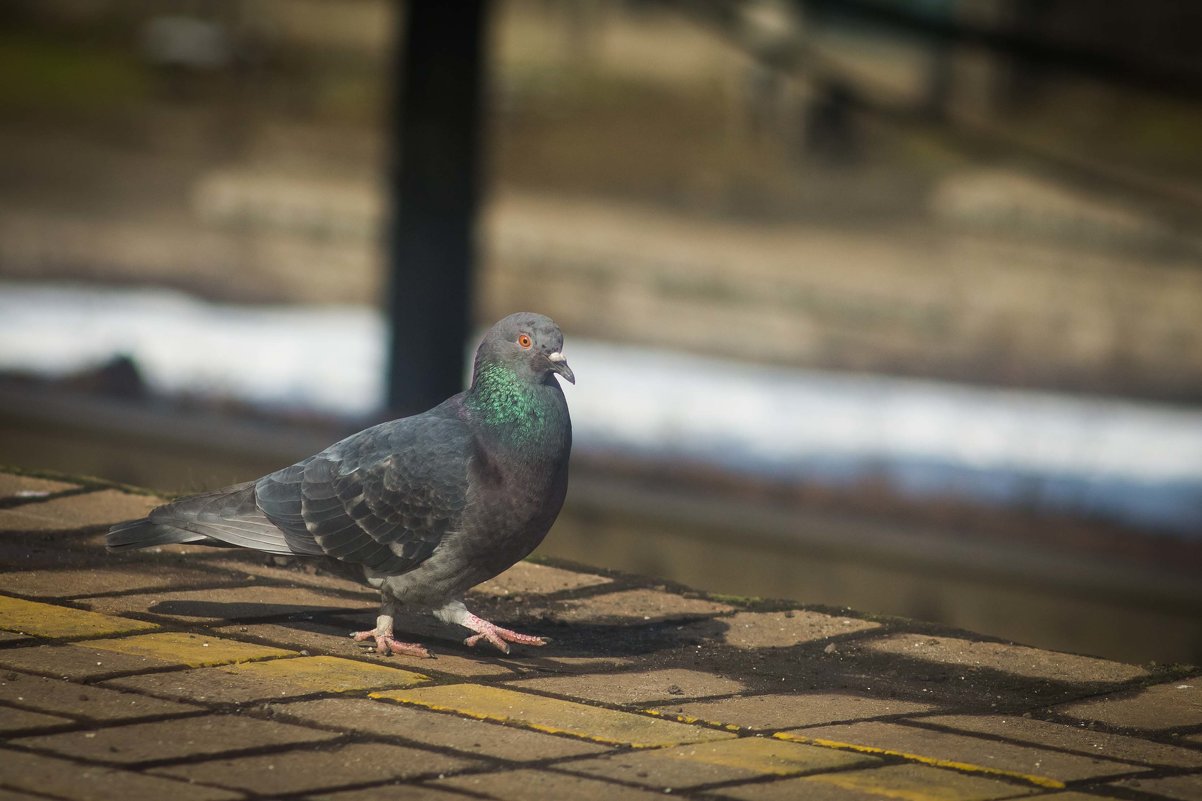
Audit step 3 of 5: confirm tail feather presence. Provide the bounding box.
[106,481,323,556]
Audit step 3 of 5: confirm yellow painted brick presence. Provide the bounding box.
[775,730,1066,789]
[663,736,875,775]
[85,631,295,667]
[228,655,428,693]
[0,595,157,639]
[804,764,1039,801]
[371,684,736,748]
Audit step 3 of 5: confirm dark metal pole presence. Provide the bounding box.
[386,0,489,415]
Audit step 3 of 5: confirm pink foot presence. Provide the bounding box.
[351,629,431,658]
[461,612,547,654]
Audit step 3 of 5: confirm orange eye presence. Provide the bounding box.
[517,334,532,349]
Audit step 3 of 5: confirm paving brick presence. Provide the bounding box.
[0,633,294,681]
[652,692,937,731]
[0,631,27,643]
[0,747,243,801]
[13,712,338,763]
[551,588,733,623]
[719,610,881,649]
[0,594,158,639]
[88,630,295,667]
[1056,678,1202,730]
[372,684,737,748]
[472,561,612,597]
[0,490,158,532]
[434,768,672,800]
[726,764,1040,801]
[0,473,77,499]
[0,705,73,734]
[507,667,745,705]
[105,655,428,702]
[922,714,1202,768]
[0,565,230,598]
[307,786,470,801]
[0,641,188,680]
[1113,772,1202,801]
[211,618,381,655]
[865,634,1148,684]
[272,697,611,760]
[780,721,1145,786]
[1,670,201,721]
[562,736,879,790]
[80,584,374,623]
[153,742,478,795]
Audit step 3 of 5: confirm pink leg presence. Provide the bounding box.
[350,612,430,658]
[460,611,547,654]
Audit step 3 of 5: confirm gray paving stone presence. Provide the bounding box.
[652,692,936,731]
[715,763,1039,801]
[434,767,674,800]
[865,634,1148,684]
[1057,678,1202,731]
[719,610,880,649]
[472,561,612,597]
[0,491,158,532]
[787,721,1147,783]
[0,704,73,734]
[921,714,1202,768]
[1,669,202,721]
[13,712,338,764]
[272,697,610,760]
[154,742,478,795]
[1113,772,1202,801]
[0,473,78,500]
[507,667,745,705]
[0,747,242,801]
[80,584,374,623]
[550,588,732,623]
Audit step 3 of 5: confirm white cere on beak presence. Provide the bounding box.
[548,352,566,363]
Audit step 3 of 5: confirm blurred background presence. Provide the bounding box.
[1,0,1200,664]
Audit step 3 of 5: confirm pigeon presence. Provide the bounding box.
[108,312,574,657]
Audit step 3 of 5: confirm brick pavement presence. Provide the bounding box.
[0,467,1199,800]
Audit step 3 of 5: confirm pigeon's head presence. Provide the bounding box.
[473,312,575,387]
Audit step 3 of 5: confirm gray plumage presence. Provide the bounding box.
[108,312,574,655]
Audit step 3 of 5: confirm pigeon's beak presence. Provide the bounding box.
[547,351,575,385]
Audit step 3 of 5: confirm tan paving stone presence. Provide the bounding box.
[105,655,427,702]
[922,714,1202,768]
[0,490,158,532]
[372,683,737,748]
[720,610,881,649]
[793,764,1038,801]
[1113,772,1202,800]
[1,670,201,721]
[0,705,73,733]
[0,565,230,598]
[14,712,338,763]
[652,692,937,731]
[0,747,243,801]
[551,588,733,623]
[88,630,295,667]
[473,561,612,597]
[865,634,1148,684]
[561,736,879,790]
[434,768,673,800]
[0,594,158,639]
[273,697,611,760]
[153,742,478,795]
[508,667,745,705]
[1057,678,1202,731]
[0,630,27,643]
[0,473,77,499]
[0,641,189,680]
[780,721,1145,786]
[80,584,375,623]
[308,786,470,801]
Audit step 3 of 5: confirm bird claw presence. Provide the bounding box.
[351,630,431,658]
[460,614,547,654]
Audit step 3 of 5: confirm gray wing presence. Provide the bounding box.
[255,409,474,576]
